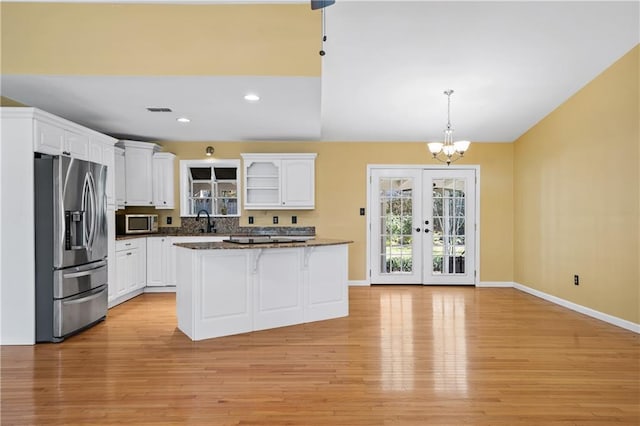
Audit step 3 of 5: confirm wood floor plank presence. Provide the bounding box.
[1,286,639,425]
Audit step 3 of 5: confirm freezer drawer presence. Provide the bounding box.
[53,285,107,338]
[54,260,107,299]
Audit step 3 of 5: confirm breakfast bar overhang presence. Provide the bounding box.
[174,239,351,341]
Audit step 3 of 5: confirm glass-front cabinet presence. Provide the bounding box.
[179,160,240,217]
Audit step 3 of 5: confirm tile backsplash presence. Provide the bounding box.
[159,216,315,236]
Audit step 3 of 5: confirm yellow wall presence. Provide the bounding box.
[0,96,24,107]
[149,141,514,283]
[0,2,319,76]
[514,45,639,323]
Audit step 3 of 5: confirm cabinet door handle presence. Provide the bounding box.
[62,151,71,156]
[125,243,131,246]
[126,252,132,256]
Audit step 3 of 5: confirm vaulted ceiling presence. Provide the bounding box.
[1,1,638,142]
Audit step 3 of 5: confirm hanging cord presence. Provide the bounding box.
[319,7,327,56]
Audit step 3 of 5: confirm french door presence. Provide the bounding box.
[370,167,476,285]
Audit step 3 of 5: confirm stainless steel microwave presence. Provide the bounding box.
[116,214,158,234]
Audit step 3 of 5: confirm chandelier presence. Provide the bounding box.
[427,90,470,165]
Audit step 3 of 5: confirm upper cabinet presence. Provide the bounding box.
[153,152,176,209]
[119,140,159,207]
[34,121,89,160]
[179,159,240,217]
[241,153,316,210]
[33,114,115,164]
[117,140,176,210]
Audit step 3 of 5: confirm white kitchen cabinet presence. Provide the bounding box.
[175,241,349,341]
[88,139,103,164]
[63,130,89,160]
[113,238,147,303]
[241,153,316,210]
[281,157,316,208]
[148,235,227,288]
[32,112,114,163]
[152,152,175,209]
[107,209,117,303]
[33,121,89,160]
[146,236,171,287]
[253,248,304,331]
[34,120,65,155]
[120,140,159,207]
[114,147,125,209]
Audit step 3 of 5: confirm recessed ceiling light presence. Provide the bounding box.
[244,93,260,102]
[176,117,191,123]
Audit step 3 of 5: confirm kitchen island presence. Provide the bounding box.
[174,239,351,341]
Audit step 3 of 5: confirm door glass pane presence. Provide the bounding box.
[379,178,413,274]
[432,178,466,275]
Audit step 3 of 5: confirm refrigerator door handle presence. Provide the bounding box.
[87,172,97,250]
[81,172,97,250]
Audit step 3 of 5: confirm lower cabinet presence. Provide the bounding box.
[112,238,146,306]
[147,236,227,287]
[111,235,227,307]
[146,236,170,287]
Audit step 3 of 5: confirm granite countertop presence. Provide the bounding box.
[116,225,316,241]
[174,238,352,250]
[116,232,228,240]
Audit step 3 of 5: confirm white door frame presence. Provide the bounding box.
[366,164,481,286]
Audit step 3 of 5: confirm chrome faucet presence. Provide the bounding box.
[196,209,216,233]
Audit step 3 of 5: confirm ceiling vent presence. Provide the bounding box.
[146,107,173,112]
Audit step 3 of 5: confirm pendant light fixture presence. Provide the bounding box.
[427,90,470,165]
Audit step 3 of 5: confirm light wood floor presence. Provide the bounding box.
[2,286,639,425]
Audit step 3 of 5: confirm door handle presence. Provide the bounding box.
[424,228,430,233]
[64,267,105,279]
[415,228,421,232]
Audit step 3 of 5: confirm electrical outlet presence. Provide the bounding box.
[360,208,365,216]
[166,216,172,225]
[273,216,279,224]
[574,275,579,286]
[248,216,254,224]
[291,216,297,224]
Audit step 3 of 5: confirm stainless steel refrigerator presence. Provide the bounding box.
[34,154,108,342]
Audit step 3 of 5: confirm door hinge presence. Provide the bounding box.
[369,269,371,277]
[474,270,477,277]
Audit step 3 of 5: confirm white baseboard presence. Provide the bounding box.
[144,286,176,293]
[108,288,144,309]
[348,280,370,286]
[513,282,640,334]
[477,281,515,288]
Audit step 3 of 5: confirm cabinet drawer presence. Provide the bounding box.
[115,238,144,252]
